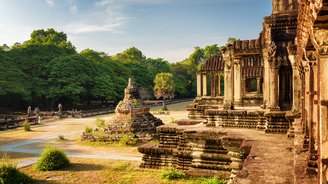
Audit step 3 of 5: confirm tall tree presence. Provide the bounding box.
[204,44,220,59]
[22,28,76,52]
[47,54,97,109]
[153,73,175,110]
[113,47,145,63]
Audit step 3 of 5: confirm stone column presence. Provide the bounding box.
[202,73,207,96]
[257,78,261,96]
[211,71,216,97]
[269,60,280,110]
[223,57,234,109]
[319,54,328,183]
[288,48,301,113]
[233,58,242,106]
[217,73,221,96]
[196,73,202,97]
[262,48,270,108]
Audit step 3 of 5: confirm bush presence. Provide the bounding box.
[119,133,138,146]
[35,146,70,171]
[95,118,106,129]
[0,162,33,184]
[84,126,93,134]
[23,119,31,131]
[57,135,65,141]
[160,167,186,180]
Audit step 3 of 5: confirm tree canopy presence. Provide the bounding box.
[0,28,221,110]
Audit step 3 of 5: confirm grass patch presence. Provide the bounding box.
[35,145,70,171]
[160,167,186,180]
[0,155,33,184]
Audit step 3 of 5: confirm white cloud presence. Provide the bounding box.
[45,0,54,6]
[62,4,128,33]
[67,0,77,14]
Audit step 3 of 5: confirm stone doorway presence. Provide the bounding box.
[279,63,293,111]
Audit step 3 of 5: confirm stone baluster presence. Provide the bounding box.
[222,136,246,184]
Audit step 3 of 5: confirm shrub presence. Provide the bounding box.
[0,162,33,184]
[95,118,106,129]
[35,146,70,171]
[23,119,31,131]
[160,167,186,180]
[57,135,65,141]
[84,126,93,134]
[119,133,138,146]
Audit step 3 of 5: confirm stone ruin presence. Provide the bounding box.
[82,78,163,142]
[139,0,328,183]
[139,124,251,182]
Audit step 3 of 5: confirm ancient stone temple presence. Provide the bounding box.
[139,0,328,183]
[82,78,163,141]
[107,78,163,139]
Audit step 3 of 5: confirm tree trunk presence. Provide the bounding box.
[162,98,168,110]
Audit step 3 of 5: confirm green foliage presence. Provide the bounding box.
[119,133,138,146]
[153,73,175,100]
[22,28,76,52]
[160,167,186,180]
[131,99,138,106]
[113,47,145,63]
[35,145,70,171]
[0,27,223,109]
[85,126,93,134]
[204,44,220,59]
[193,177,226,184]
[95,118,106,129]
[23,119,31,131]
[0,54,30,102]
[0,162,33,184]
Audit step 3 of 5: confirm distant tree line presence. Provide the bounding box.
[0,28,221,111]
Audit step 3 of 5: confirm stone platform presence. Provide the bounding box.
[138,122,252,182]
[139,122,296,183]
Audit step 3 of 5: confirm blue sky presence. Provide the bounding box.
[0,0,271,62]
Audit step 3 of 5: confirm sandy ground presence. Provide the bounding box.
[0,102,191,163]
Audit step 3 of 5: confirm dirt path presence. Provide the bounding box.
[224,128,294,184]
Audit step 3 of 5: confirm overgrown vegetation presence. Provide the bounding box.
[84,126,93,134]
[35,145,70,171]
[95,118,106,129]
[0,154,33,184]
[160,167,225,184]
[23,119,31,131]
[160,167,187,180]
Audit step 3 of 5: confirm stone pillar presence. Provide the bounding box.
[319,54,328,183]
[269,61,280,110]
[233,58,242,106]
[202,73,207,96]
[303,62,310,136]
[257,78,261,96]
[211,72,216,97]
[262,49,270,108]
[223,56,234,109]
[196,74,202,97]
[288,50,301,113]
[217,73,221,96]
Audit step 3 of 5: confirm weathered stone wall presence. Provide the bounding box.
[138,125,250,181]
